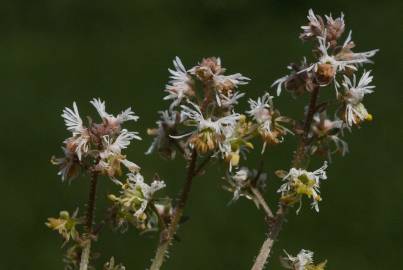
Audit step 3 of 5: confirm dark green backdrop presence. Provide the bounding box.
[1,1,402,269]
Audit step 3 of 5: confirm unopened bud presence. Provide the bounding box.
[59,211,70,219]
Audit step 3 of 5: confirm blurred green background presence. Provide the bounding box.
[1,0,402,269]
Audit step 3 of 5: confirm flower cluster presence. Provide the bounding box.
[148,57,292,171]
[309,111,348,160]
[49,99,170,269]
[148,57,249,168]
[51,98,141,182]
[280,249,327,270]
[277,162,328,213]
[47,9,378,270]
[46,209,82,245]
[273,9,377,97]
[189,57,249,107]
[146,110,184,159]
[246,93,293,153]
[180,101,241,154]
[339,70,375,126]
[270,9,377,162]
[223,167,267,204]
[108,173,167,232]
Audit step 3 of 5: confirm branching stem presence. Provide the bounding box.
[250,187,274,219]
[251,86,320,270]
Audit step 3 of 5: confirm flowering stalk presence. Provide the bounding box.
[147,56,252,269]
[48,99,169,269]
[249,8,377,269]
[47,9,377,270]
[149,149,198,270]
[251,86,320,270]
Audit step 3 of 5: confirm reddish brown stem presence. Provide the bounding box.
[80,171,99,270]
[149,149,198,270]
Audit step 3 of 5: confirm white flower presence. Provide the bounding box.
[97,156,140,178]
[247,92,274,147]
[116,108,140,123]
[179,101,240,138]
[168,57,190,85]
[310,112,349,159]
[281,249,314,270]
[65,135,90,161]
[300,9,346,41]
[278,162,328,213]
[247,93,273,125]
[339,31,379,65]
[126,173,166,217]
[298,34,377,89]
[214,73,250,88]
[188,56,223,78]
[233,168,249,183]
[62,102,85,135]
[104,129,141,154]
[213,73,250,106]
[98,130,141,175]
[300,9,325,39]
[51,147,79,182]
[271,58,309,96]
[164,57,194,110]
[218,141,233,166]
[247,93,292,153]
[342,70,374,126]
[218,126,253,171]
[343,70,374,104]
[231,168,249,201]
[146,110,183,156]
[90,98,139,125]
[219,91,245,108]
[271,75,289,96]
[325,12,345,32]
[316,35,356,71]
[62,102,90,160]
[172,101,240,154]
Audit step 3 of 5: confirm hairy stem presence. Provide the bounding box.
[252,205,287,270]
[251,86,320,270]
[292,86,320,168]
[250,187,274,219]
[79,171,99,270]
[149,150,198,270]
